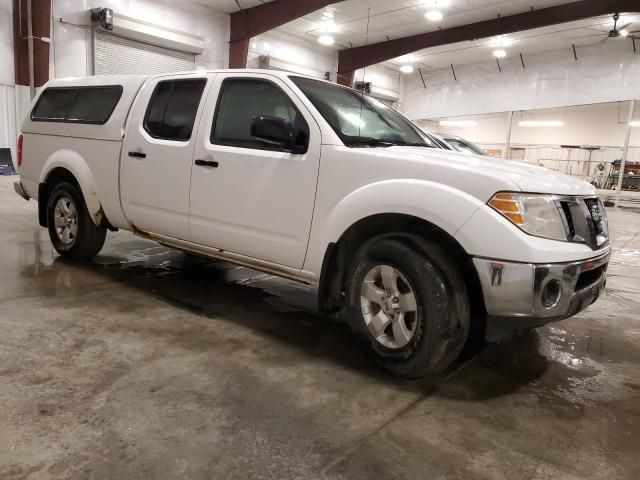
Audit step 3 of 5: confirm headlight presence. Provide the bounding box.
[488,192,567,241]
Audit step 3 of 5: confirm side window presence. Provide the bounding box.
[143,79,206,141]
[31,86,122,124]
[67,87,123,123]
[211,79,308,150]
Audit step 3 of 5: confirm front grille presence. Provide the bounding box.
[584,198,607,239]
[558,196,609,250]
[575,264,606,291]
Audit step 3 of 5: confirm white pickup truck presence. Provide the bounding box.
[14,70,610,377]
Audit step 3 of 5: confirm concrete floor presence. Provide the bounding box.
[1,175,639,480]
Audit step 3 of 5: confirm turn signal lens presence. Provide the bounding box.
[489,193,524,225]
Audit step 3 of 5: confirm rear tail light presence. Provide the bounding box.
[17,134,23,167]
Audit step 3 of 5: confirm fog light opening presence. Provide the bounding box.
[541,279,562,308]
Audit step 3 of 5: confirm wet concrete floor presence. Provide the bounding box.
[1,176,639,479]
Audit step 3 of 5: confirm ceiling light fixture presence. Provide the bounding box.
[400,65,414,73]
[630,121,640,127]
[440,120,477,127]
[490,36,514,48]
[620,29,629,37]
[518,120,564,127]
[492,49,507,58]
[318,35,335,46]
[425,10,443,21]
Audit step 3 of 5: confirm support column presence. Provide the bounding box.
[616,99,635,202]
[337,70,354,87]
[503,111,513,160]
[13,0,51,93]
[229,38,250,69]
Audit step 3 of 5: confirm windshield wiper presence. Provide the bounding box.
[344,137,432,148]
[344,137,397,148]
[392,141,432,148]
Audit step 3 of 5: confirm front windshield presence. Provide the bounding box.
[290,76,431,148]
[443,137,486,156]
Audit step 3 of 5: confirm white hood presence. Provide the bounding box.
[388,147,597,197]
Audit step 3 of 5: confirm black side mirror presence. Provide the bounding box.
[250,115,306,153]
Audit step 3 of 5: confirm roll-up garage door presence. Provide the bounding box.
[94,30,196,76]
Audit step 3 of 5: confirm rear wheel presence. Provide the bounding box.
[46,182,106,259]
[345,236,470,378]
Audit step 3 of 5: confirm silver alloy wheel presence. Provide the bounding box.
[360,264,419,349]
[53,196,78,246]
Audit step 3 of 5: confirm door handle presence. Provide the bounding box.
[195,159,219,168]
[128,151,146,158]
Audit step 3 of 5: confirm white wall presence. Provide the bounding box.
[51,0,230,78]
[353,64,402,102]
[0,0,14,86]
[0,0,22,159]
[248,30,338,79]
[402,40,640,120]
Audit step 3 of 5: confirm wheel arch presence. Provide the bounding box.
[38,152,104,227]
[317,213,486,333]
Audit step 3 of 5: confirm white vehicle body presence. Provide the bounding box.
[15,69,610,352]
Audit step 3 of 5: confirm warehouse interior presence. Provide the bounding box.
[1,0,640,478]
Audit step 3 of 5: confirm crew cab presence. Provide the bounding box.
[14,70,610,377]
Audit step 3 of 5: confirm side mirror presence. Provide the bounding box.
[250,115,306,153]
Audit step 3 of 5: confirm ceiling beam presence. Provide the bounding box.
[229,0,344,68]
[337,0,640,85]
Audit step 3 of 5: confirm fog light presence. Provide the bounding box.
[541,279,561,308]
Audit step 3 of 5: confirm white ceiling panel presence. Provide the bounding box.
[189,0,274,14]
[279,0,579,47]
[269,1,639,72]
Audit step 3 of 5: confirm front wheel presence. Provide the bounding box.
[46,182,106,259]
[345,236,470,378]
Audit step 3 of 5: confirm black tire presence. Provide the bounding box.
[46,181,106,259]
[345,235,470,378]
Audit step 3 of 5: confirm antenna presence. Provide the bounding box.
[359,8,371,137]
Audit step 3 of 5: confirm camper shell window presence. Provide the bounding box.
[31,86,123,124]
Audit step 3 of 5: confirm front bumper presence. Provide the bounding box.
[473,250,610,332]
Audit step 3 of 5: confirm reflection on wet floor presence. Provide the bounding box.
[1,176,640,478]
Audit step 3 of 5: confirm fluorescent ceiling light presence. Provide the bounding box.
[490,36,513,48]
[493,49,507,58]
[397,55,415,63]
[320,21,339,33]
[440,120,477,127]
[630,121,640,127]
[400,65,414,73]
[318,35,335,45]
[519,120,564,127]
[425,10,443,21]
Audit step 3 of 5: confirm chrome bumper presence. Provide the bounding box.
[14,181,30,201]
[473,251,610,330]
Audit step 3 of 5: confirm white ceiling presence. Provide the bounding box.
[275,0,640,71]
[281,0,578,47]
[193,0,640,71]
[190,0,273,14]
[385,13,640,71]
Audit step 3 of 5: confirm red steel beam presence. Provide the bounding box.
[12,0,50,87]
[337,0,640,85]
[229,0,344,68]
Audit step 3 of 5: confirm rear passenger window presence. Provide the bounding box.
[143,79,206,141]
[31,86,122,124]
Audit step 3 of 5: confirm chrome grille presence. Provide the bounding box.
[557,196,608,250]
